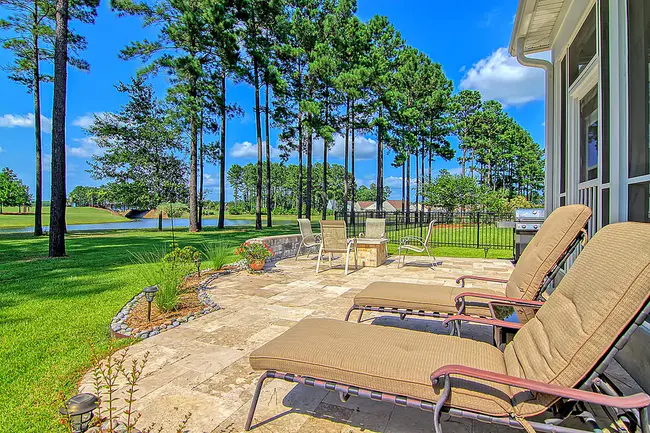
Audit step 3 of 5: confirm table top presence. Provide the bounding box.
[356,238,389,245]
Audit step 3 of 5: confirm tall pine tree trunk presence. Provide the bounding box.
[49,0,68,257]
[421,145,425,216]
[401,161,405,212]
[198,112,204,231]
[415,149,419,224]
[406,149,411,226]
[343,97,349,221]
[33,18,43,237]
[376,106,383,211]
[188,73,199,232]
[265,81,272,227]
[461,146,467,177]
[428,148,432,184]
[297,115,303,218]
[306,119,312,218]
[254,61,263,230]
[218,71,226,229]
[351,106,355,225]
[322,94,329,222]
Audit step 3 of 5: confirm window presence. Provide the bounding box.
[580,87,599,183]
[569,6,597,86]
[628,0,650,178]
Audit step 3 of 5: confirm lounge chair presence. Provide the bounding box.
[295,218,321,260]
[316,220,358,275]
[245,222,650,432]
[398,219,441,268]
[346,205,592,335]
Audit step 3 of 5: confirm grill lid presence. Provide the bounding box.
[515,208,545,221]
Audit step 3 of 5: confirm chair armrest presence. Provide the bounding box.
[456,275,509,288]
[442,315,523,331]
[455,292,544,316]
[430,365,650,410]
[399,236,425,246]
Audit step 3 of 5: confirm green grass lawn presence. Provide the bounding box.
[0,223,512,432]
[0,206,129,229]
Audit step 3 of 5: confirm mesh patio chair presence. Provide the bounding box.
[295,219,321,260]
[397,219,441,268]
[246,222,650,433]
[317,220,358,275]
[358,218,389,256]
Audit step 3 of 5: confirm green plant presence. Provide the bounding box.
[202,241,232,271]
[130,246,198,313]
[235,242,273,265]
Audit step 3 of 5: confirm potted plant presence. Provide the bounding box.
[235,242,274,271]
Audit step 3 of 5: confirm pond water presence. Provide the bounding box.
[0,217,292,234]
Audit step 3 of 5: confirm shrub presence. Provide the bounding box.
[235,242,273,265]
[202,241,232,271]
[228,203,245,215]
[159,202,188,219]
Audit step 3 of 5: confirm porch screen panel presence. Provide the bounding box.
[561,57,567,195]
[628,182,650,223]
[580,87,599,183]
[600,0,610,183]
[628,0,650,178]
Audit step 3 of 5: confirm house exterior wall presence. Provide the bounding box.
[545,0,637,229]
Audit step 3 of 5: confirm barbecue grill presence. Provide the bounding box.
[514,208,546,261]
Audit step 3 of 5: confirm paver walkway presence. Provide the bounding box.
[80,255,640,433]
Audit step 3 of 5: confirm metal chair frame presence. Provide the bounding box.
[295,219,321,260]
[397,220,441,268]
[316,220,358,276]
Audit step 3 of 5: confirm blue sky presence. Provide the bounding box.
[0,0,546,201]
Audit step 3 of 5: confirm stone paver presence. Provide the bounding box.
[80,255,640,433]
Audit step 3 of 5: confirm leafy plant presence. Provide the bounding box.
[235,242,273,265]
[202,242,232,271]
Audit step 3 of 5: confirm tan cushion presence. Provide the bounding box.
[504,222,650,416]
[505,205,592,323]
[250,318,513,416]
[354,282,504,317]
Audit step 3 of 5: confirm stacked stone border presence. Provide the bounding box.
[109,262,246,340]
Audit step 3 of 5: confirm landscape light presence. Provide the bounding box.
[59,393,98,433]
[142,285,158,321]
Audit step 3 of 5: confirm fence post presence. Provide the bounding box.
[476,212,480,249]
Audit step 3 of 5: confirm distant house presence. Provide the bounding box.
[383,200,416,212]
[357,201,374,211]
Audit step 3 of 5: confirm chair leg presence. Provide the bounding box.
[397,247,402,269]
[329,252,333,267]
[316,246,323,274]
[295,240,304,261]
[245,372,272,431]
[354,244,358,270]
[345,245,351,275]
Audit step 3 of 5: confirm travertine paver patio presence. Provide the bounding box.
[80,255,639,433]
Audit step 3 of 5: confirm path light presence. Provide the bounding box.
[59,393,98,432]
[143,285,158,322]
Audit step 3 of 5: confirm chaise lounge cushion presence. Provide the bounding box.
[504,222,650,416]
[250,317,514,416]
[352,205,592,321]
[353,281,502,317]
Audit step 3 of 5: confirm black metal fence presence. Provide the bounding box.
[333,210,515,251]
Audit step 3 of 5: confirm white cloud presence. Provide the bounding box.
[204,173,219,186]
[68,137,103,158]
[72,113,107,129]
[0,146,3,153]
[230,141,282,159]
[43,153,52,172]
[0,113,52,133]
[313,134,377,161]
[459,47,547,106]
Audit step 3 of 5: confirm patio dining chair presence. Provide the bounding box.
[245,222,650,433]
[358,218,389,256]
[397,219,441,268]
[317,220,358,275]
[295,218,321,260]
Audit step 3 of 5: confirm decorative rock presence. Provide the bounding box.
[172,321,179,327]
[149,330,159,336]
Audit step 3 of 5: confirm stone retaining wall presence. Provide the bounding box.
[247,233,317,262]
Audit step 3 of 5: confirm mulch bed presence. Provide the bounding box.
[124,266,237,334]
